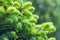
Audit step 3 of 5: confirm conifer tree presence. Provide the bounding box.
[0,0,56,40]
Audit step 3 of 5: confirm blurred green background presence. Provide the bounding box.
[25,0,60,40]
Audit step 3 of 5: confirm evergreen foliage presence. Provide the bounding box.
[0,0,56,40]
